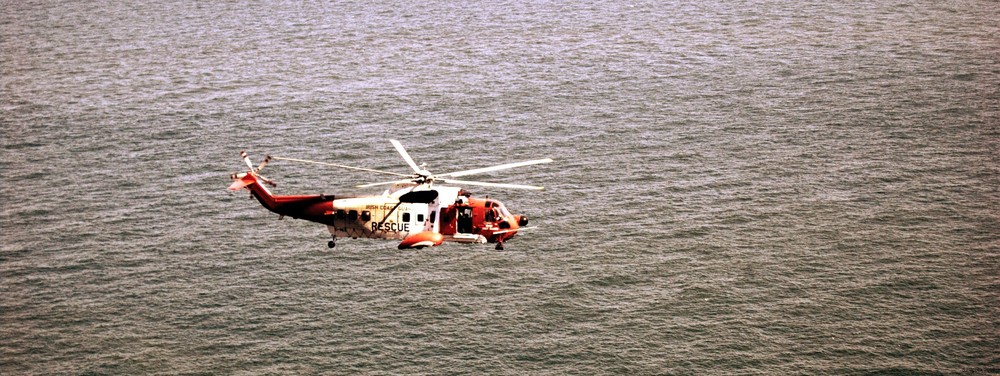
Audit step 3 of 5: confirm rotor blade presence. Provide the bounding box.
[257,155,272,171]
[241,151,255,171]
[356,179,413,188]
[271,156,410,177]
[440,158,553,178]
[390,139,422,173]
[256,173,278,187]
[439,178,545,191]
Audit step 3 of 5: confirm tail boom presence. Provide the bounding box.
[229,173,334,225]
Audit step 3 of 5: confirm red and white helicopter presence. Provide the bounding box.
[228,140,552,250]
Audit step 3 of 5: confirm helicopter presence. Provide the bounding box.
[228,140,552,250]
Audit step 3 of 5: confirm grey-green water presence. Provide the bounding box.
[2,1,998,374]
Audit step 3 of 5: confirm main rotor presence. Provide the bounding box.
[271,139,553,191]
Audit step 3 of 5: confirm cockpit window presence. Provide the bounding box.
[489,200,512,218]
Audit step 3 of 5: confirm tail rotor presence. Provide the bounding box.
[230,151,277,189]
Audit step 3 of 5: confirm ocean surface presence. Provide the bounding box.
[2,1,998,374]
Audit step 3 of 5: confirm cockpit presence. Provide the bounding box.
[484,199,512,222]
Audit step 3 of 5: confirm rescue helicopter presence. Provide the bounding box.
[227,140,552,250]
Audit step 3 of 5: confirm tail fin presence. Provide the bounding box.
[228,173,257,191]
[228,152,278,209]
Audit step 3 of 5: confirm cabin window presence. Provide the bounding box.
[348,210,358,221]
[361,211,371,221]
[403,213,411,222]
[335,210,346,219]
[429,211,436,224]
[417,214,425,223]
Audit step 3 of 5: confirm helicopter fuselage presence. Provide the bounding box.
[234,174,526,249]
[229,140,545,250]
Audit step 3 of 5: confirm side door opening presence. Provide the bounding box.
[457,207,473,233]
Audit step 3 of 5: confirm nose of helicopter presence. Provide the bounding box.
[516,215,528,227]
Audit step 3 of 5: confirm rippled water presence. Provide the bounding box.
[2,1,998,374]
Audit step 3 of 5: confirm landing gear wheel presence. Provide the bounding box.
[328,240,336,248]
[495,241,504,251]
